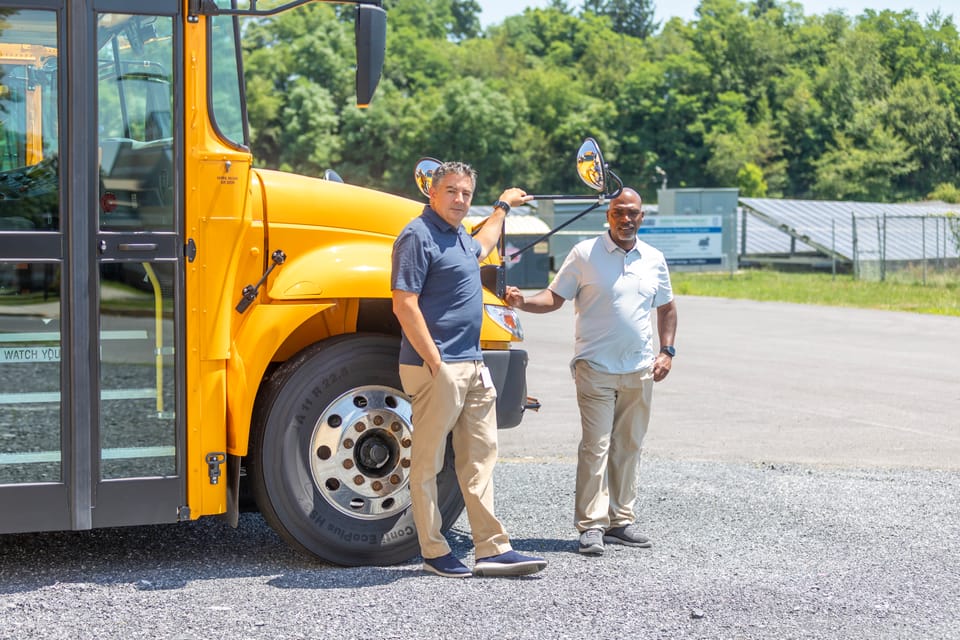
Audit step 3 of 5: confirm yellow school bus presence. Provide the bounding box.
[0,0,528,566]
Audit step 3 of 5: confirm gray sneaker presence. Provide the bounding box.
[578,528,604,555]
[603,524,652,548]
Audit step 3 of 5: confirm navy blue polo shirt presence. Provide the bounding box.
[391,205,484,366]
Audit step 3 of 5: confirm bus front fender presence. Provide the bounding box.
[226,302,335,456]
[267,240,393,300]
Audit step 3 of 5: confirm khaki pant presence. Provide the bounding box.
[573,359,654,532]
[400,361,511,560]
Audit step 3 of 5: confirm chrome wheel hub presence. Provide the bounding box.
[309,385,413,520]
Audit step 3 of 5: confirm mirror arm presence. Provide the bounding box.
[468,217,507,298]
[505,201,604,260]
[190,0,382,18]
[526,194,602,201]
[469,190,605,236]
[606,169,624,199]
[497,218,507,298]
[500,217,506,258]
[469,217,489,236]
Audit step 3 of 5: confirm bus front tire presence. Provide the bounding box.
[248,333,464,566]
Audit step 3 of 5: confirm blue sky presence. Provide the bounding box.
[479,0,953,28]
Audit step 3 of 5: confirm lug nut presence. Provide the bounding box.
[373,415,384,426]
[343,459,354,469]
[343,438,354,449]
[389,474,401,485]
[401,438,412,448]
[354,475,365,485]
[391,422,402,432]
[400,458,411,468]
[372,481,383,491]
[354,422,366,432]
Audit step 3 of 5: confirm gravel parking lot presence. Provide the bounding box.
[2,297,958,639]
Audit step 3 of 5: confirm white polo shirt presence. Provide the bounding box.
[549,231,674,375]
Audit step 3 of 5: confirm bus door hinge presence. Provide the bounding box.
[235,248,286,314]
[185,238,197,262]
[206,452,226,485]
[177,505,191,521]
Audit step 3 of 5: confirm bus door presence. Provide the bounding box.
[0,1,184,533]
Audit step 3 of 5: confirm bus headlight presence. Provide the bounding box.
[484,304,524,340]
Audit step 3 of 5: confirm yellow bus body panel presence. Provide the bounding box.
[180,21,521,517]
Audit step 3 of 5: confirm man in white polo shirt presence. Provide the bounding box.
[505,187,677,555]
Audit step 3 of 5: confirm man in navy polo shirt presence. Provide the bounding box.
[391,161,546,578]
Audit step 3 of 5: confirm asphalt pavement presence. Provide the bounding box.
[2,296,959,639]
[501,295,960,470]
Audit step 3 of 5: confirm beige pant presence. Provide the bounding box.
[573,359,654,532]
[399,361,512,560]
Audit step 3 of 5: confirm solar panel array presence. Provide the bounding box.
[739,198,960,263]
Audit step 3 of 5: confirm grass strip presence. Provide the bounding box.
[671,270,960,316]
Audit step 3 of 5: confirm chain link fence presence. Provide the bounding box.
[852,212,960,283]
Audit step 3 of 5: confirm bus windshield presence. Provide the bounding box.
[208,8,247,147]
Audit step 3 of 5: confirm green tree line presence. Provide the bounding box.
[241,0,960,205]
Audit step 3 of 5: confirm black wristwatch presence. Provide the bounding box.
[492,200,511,214]
[660,345,676,358]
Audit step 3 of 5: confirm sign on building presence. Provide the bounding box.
[638,215,723,266]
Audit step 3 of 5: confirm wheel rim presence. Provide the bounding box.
[309,385,413,521]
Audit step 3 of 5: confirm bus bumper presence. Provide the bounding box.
[482,348,536,429]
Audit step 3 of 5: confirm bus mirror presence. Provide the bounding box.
[576,137,606,193]
[414,157,442,197]
[355,4,386,108]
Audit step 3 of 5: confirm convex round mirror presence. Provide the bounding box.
[576,137,606,193]
[414,157,442,197]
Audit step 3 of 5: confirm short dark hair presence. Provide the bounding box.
[432,161,477,191]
